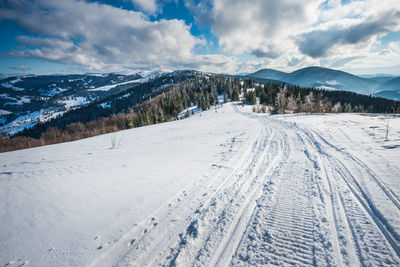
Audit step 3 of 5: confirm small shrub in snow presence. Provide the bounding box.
[110,134,123,149]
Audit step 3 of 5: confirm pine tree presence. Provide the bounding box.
[271,94,280,114]
[259,90,267,104]
[223,92,228,103]
[126,115,134,128]
[232,87,240,101]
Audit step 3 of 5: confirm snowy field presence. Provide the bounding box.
[1,103,400,266]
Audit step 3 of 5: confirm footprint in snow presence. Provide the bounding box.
[14,260,29,267]
[97,241,111,250]
[5,259,30,267]
[127,239,135,247]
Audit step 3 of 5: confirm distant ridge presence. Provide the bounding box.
[246,66,400,99]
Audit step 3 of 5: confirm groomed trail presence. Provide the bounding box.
[1,103,399,267]
[97,104,400,266]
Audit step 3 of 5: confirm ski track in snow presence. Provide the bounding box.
[1,104,400,266]
[92,105,400,266]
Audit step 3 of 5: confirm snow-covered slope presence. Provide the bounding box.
[0,72,149,135]
[1,104,400,266]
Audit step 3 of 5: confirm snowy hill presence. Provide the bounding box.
[1,103,400,266]
[0,71,176,135]
[0,73,144,134]
[247,66,400,98]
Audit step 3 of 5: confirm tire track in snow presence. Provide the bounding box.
[311,128,400,212]
[90,111,262,267]
[211,125,285,266]
[99,108,264,266]
[93,106,400,266]
[293,121,400,265]
[333,158,400,264]
[231,118,335,266]
[232,115,400,266]
[162,113,284,266]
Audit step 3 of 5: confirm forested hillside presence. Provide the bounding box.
[1,72,399,152]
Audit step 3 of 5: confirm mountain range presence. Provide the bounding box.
[246,66,400,100]
[1,67,399,136]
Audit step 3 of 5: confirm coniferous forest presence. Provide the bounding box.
[1,71,399,152]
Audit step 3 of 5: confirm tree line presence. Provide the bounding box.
[241,79,400,114]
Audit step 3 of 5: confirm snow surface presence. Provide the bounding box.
[0,109,64,135]
[58,97,89,109]
[4,96,31,105]
[1,104,400,266]
[87,80,139,92]
[325,80,339,85]
[0,109,12,115]
[317,85,339,91]
[1,81,24,91]
[9,78,22,84]
[0,94,16,101]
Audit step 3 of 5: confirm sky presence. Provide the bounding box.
[0,0,400,77]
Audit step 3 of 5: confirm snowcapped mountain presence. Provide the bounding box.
[0,70,183,135]
[247,66,400,99]
[1,67,399,136]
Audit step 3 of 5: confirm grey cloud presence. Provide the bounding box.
[250,48,280,59]
[209,0,320,54]
[379,49,391,55]
[326,56,362,68]
[287,57,302,67]
[184,0,213,29]
[298,10,400,58]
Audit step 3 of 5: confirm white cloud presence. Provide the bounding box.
[0,0,203,72]
[131,0,158,15]
[210,0,322,57]
[1,0,400,75]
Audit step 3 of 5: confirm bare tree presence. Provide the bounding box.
[286,95,298,113]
